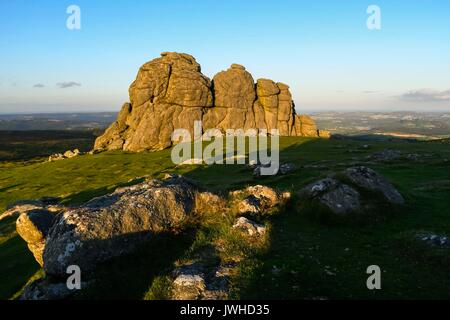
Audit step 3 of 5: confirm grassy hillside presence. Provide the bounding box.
[1,137,450,299]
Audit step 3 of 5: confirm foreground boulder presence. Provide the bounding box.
[15,175,204,276]
[94,52,329,152]
[43,175,199,276]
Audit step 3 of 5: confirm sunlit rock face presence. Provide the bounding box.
[94,52,328,152]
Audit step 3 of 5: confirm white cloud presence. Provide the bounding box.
[398,89,450,102]
[57,81,81,89]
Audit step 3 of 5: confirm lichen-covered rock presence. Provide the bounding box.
[171,262,230,300]
[232,217,266,236]
[298,178,362,216]
[94,52,327,152]
[297,167,405,217]
[42,175,199,276]
[343,166,405,205]
[15,174,234,277]
[230,185,288,214]
[16,209,58,266]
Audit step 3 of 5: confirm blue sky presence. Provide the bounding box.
[0,0,449,113]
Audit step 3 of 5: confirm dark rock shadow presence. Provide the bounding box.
[70,229,197,300]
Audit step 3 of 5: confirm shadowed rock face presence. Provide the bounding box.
[95,52,329,152]
[297,166,405,217]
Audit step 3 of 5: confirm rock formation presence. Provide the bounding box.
[94,52,329,152]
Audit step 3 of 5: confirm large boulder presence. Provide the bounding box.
[15,175,236,277]
[41,175,199,276]
[94,52,327,152]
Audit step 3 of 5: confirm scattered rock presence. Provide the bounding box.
[418,232,450,248]
[406,153,420,161]
[48,153,65,162]
[279,163,297,175]
[299,178,361,216]
[253,162,296,177]
[172,263,206,300]
[368,149,402,162]
[232,217,266,236]
[171,262,230,300]
[298,166,404,217]
[20,278,90,300]
[343,166,405,205]
[230,185,286,214]
[49,149,83,162]
[319,184,362,215]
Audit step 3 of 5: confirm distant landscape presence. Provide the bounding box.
[0,111,449,163]
[2,111,449,138]
[312,111,450,140]
[0,113,116,131]
[1,110,448,170]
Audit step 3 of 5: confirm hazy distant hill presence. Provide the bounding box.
[312,111,450,140]
[0,113,117,131]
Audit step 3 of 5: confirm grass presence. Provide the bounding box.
[1,136,450,299]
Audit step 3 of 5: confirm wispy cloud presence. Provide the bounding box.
[398,89,450,102]
[57,81,81,89]
[33,83,45,88]
[363,90,379,94]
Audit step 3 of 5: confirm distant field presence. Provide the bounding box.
[0,130,99,162]
[1,137,450,299]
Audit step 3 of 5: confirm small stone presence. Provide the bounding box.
[233,217,266,236]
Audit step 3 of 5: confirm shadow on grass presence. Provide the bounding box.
[74,229,197,300]
[0,235,41,299]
